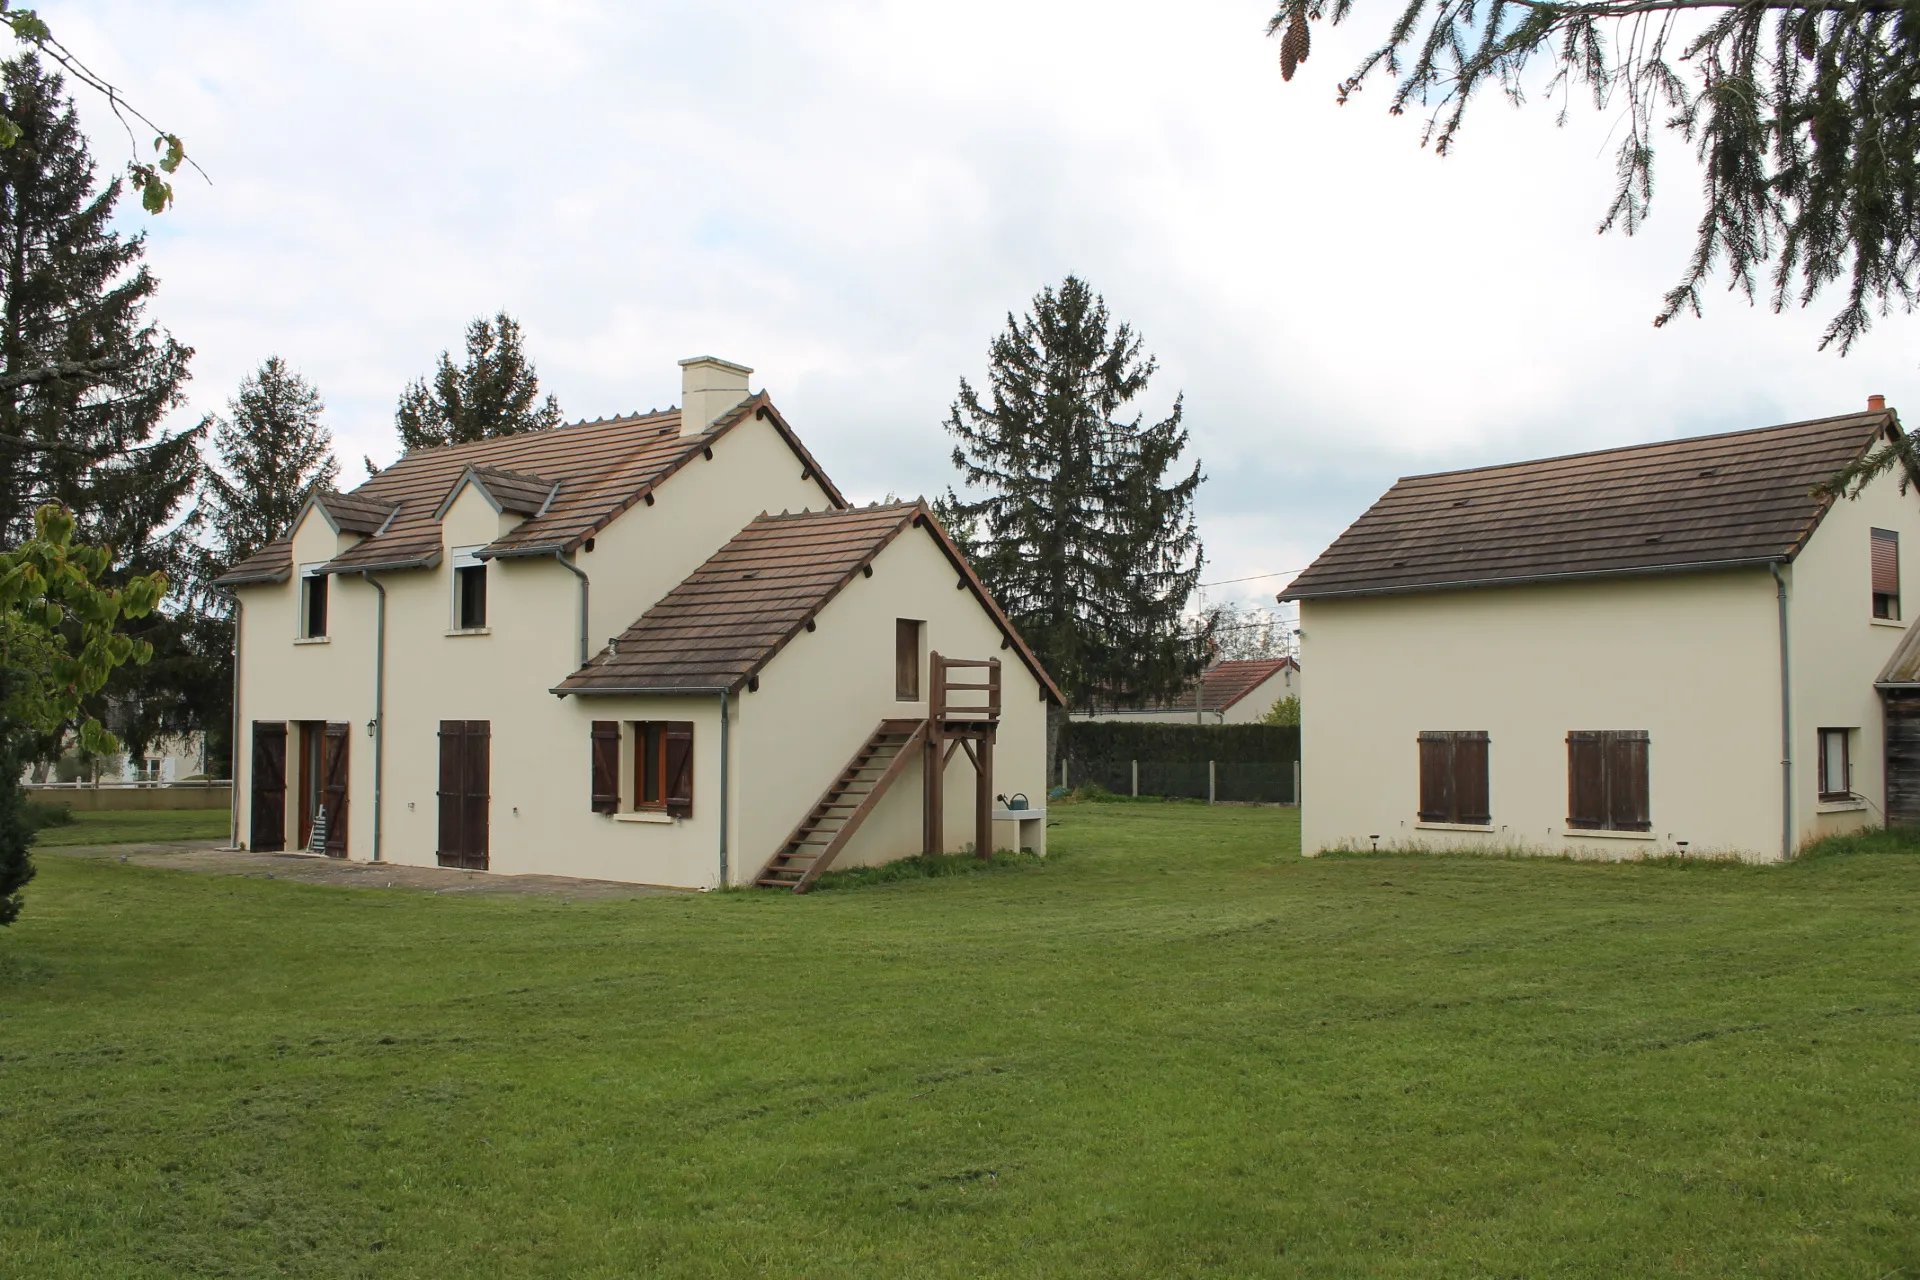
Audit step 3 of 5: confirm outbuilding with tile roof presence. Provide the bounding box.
[1281,401,1917,862]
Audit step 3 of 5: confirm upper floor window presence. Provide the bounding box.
[896,619,923,700]
[452,547,487,630]
[1819,728,1853,802]
[1873,528,1901,620]
[300,565,329,638]
[1566,730,1650,832]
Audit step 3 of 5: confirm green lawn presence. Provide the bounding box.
[28,807,230,848]
[3,804,1918,1278]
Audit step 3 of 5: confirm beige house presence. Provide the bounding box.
[1282,401,1913,862]
[216,356,1059,890]
[1076,658,1300,724]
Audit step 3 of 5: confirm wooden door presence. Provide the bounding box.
[437,720,490,870]
[296,722,322,849]
[249,722,287,851]
[321,723,350,858]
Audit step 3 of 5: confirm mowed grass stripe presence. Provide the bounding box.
[1,803,1917,1277]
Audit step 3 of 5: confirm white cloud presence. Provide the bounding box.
[39,0,1920,606]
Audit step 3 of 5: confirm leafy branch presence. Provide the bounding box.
[0,4,203,211]
[1270,0,1920,351]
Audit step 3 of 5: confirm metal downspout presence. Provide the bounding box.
[1772,562,1793,860]
[718,689,731,888]
[361,572,387,862]
[227,593,242,850]
[553,551,590,669]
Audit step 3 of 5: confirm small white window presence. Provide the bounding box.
[1819,728,1853,801]
[299,564,329,638]
[451,546,487,631]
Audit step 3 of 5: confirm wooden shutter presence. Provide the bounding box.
[1454,732,1490,824]
[590,721,620,813]
[1606,731,1651,831]
[249,722,287,852]
[464,721,490,868]
[664,721,694,818]
[322,723,350,857]
[1873,529,1900,595]
[437,721,464,865]
[1566,731,1605,828]
[1417,732,1453,822]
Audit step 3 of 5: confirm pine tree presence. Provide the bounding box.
[0,53,197,557]
[204,357,337,568]
[395,312,562,451]
[940,276,1207,764]
[0,54,201,768]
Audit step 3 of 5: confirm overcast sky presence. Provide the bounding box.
[43,0,1920,611]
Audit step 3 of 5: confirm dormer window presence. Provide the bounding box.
[452,547,488,631]
[300,565,329,638]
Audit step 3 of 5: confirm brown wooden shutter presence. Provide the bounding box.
[250,722,287,852]
[664,721,694,818]
[1417,732,1452,822]
[1607,731,1651,831]
[590,721,620,813]
[437,720,464,864]
[1455,732,1490,824]
[1567,731,1605,828]
[1874,528,1900,595]
[322,723,350,857]
[464,721,490,867]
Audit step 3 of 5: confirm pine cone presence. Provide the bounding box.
[1280,11,1311,82]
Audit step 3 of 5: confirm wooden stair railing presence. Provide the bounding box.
[756,718,929,893]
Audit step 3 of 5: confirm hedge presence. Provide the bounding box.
[1060,721,1300,767]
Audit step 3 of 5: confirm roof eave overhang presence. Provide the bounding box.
[319,551,443,575]
[213,568,291,588]
[551,682,739,698]
[1280,555,1788,603]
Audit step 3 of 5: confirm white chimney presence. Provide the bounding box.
[679,356,753,436]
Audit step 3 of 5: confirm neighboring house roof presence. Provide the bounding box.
[214,395,847,584]
[1096,657,1297,715]
[1281,409,1900,602]
[554,501,1063,702]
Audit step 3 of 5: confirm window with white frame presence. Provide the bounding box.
[1819,728,1853,802]
[299,565,329,638]
[451,546,488,630]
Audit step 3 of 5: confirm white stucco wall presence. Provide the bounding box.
[1783,457,1920,843]
[1300,569,1785,860]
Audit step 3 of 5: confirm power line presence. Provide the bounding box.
[1198,568,1302,588]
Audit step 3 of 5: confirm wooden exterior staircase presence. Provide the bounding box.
[756,718,929,892]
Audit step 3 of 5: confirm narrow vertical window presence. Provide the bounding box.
[1872,528,1901,620]
[300,566,329,638]
[1818,728,1853,802]
[1566,730,1651,831]
[629,720,693,816]
[452,546,488,630]
[1416,731,1490,825]
[896,619,923,700]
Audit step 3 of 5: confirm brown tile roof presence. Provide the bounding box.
[1281,409,1900,602]
[212,394,848,579]
[314,490,399,534]
[1103,658,1296,714]
[213,538,293,587]
[554,502,1063,701]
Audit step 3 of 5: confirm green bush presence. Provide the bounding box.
[21,801,72,833]
[1061,721,1299,767]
